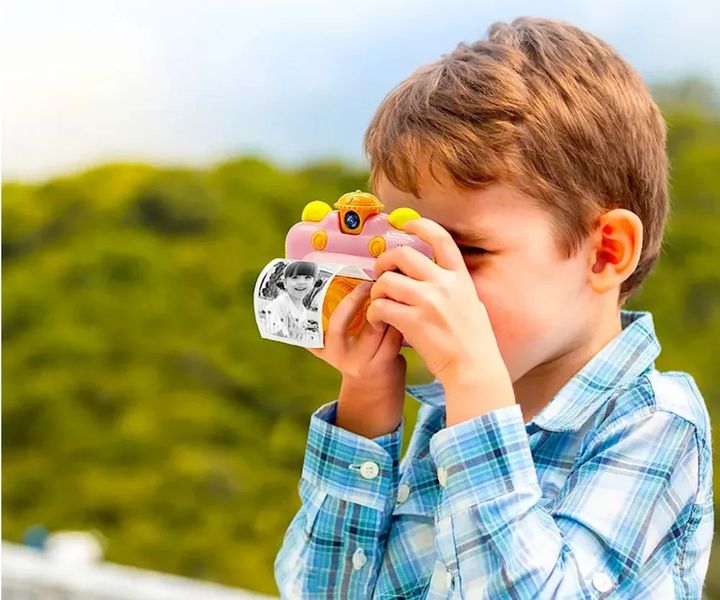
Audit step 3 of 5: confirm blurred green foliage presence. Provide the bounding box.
[3,80,720,597]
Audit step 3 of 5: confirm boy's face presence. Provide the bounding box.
[375,167,597,384]
[285,273,315,301]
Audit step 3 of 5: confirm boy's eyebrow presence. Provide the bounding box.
[443,226,493,245]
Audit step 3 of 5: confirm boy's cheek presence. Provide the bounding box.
[481,284,560,378]
[484,304,528,377]
[497,316,555,381]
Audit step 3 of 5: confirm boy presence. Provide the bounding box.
[274,17,713,599]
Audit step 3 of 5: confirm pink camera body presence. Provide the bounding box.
[284,190,434,279]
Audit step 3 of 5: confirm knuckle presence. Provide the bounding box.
[367,297,381,316]
[436,269,454,290]
[397,245,413,260]
[374,271,392,289]
[424,289,444,313]
[326,316,344,337]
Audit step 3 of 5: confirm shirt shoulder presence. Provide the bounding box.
[582,367,712,504]
[593,368,710,443]
[646,368,713,499]
[645,368,711,440]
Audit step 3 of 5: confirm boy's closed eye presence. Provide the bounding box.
[457,245,490,256]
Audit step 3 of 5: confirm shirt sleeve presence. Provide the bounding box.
[274,399,404,598]
[427,402,704,599]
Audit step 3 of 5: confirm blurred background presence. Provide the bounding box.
[2,0,719,598]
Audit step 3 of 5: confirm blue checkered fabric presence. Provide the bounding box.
[274,310,714,598]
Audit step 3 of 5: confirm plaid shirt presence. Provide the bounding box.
[274,310,714,599]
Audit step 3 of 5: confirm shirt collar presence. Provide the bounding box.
[404,309,661,432]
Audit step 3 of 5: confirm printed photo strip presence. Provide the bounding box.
[253,258,372,348]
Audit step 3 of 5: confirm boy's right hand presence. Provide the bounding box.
[306,281,407,439]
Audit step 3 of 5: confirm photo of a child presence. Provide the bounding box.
[256,260,327,346]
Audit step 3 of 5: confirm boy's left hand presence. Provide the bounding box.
[367,218,516,424]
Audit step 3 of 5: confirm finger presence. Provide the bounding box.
[374,245,438,282]
[350,317,388,358]
[402,217,465,271]
[373,324,404,362]
[366,297,417,334]
[324,281,373,353]
[370,270,428,305]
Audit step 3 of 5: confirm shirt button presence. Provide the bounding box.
[437,466,447,487]
[352,547,367,570]
[592,572,613,593]
[396,484,410,503]
[359,461,379,480]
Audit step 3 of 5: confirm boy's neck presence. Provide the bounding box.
[513,305,623,425]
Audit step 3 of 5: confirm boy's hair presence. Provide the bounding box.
[364,17,669,305]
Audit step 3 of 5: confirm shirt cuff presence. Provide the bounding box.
[428,403,539,521]
[301,399,404,512]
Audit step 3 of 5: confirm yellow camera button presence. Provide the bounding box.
[388,207,421,230]
[311,230,328,250]
[368,235,386,257]
[302,200,333,222]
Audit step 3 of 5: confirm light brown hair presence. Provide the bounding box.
[363,17,669,305]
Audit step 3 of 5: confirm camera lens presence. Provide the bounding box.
[344,210,361,230]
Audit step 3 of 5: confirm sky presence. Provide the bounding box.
[2,0,719,182]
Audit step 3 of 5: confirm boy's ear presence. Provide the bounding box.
[588,208,643,295]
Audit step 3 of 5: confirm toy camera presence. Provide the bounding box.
[285,190,434,276]
[285,190,434,339]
